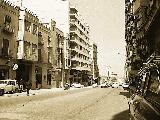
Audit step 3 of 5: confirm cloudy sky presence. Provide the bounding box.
[9,0,125,77]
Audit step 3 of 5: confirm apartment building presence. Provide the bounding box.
[0,0,19,80]
[16,7,40,89]
[125,0,160,81]
[17,6,59,89]
[69,6,91,86]
[56,28,65,87]
[92,43,99,84]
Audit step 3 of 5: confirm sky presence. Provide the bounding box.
[8,0,126,77]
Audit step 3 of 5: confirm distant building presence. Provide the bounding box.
[100,76,108,84]
[56,28,65,87]
[91,43,99,84]
[110,73,118,82]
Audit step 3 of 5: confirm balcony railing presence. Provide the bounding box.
[3,24,14,34]
[47,43,52,48]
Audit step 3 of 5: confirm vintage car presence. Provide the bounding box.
[111,82,119,88]
[100,82,109,88]
[0,79,19,95]
[71,83,84,88]
[129,63,160,120]
[122,83,129,90]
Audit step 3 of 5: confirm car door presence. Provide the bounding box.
[136,69,160,120]
[6,81,13,92]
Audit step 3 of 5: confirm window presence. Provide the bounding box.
[38,49,42,61]
[32,44,37,54]
[24,42,31,58]
[48,51,52,63]
[32,24,37,35]
[25,20,31,32]
[4,15,11,24]
[2,39,9,57]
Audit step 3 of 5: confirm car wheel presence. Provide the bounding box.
[0,90,4,96]
[15,88,19,93]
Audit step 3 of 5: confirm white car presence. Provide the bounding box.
[0,80,14,94]
[112,82,119,88]
[0,79,19,94]
[92,83,98,88]
[122,83,129,90]
[100,83,108,88]
[71,83,84,88]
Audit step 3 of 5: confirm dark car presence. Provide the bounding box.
[129,63,160,120]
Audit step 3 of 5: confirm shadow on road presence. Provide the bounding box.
[111,109,129,120]
[119,91,130,98]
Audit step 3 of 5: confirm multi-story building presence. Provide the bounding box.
[16,7,40,89]
[125,0,160,81]
[69,6,91,86]
[17,6,59,89]
[56,28,65,87]
[0,0,19,80]
[92,43,99,84]
[0,0,67,89]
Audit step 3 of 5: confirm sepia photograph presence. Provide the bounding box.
[0,0,160,120]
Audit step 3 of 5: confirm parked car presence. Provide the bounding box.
[0,80,14,94]
[71,83,84,88]
[122,83,129,90]
[129,63,160,120]
[112,82,119,88]
[92,83,98,88]
[0,87,4,96]
[100,82,109,88]
[0,79,20,94]
[7,79,19,92]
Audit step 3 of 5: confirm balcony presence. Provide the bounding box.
[70,20,89,38]
[70,29,88,43]
[3,24,14,34]
[38,37,44,45]
[72,65,91,71]
[47,43,52,48]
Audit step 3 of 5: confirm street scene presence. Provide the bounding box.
[0,87,129,120]
[0,0,160,120]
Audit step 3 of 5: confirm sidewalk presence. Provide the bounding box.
[2,87,88,97]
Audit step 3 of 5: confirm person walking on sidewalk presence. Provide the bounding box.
[26,81,32,96]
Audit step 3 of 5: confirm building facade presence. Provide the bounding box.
[17,6,61,89]
[56,28,65,87]
[0,0,19,80]
[69,6,91,86]
[92,43,99,84]
[125,0,160,82]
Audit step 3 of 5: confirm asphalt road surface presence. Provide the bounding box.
[0,87,129,120]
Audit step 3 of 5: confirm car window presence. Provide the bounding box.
[0,81,4,84]
[145,70,160,112]
[4,81,7,84]
[148,70,160,94]
[10,81,15,85]
[7,81,11,85]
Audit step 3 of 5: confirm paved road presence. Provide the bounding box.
[0,87,129,120]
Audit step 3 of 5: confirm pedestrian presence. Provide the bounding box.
[26,81,32,96]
